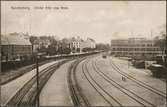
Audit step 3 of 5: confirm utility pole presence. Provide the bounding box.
[36,55,39,106]
[131,31,134,59]
[128,59,130,68]
[150,29,153,58]
[165,33,167,67]
[29,11,39,105]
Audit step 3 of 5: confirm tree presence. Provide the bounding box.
[96,43,110,50]
[29,36,38,44]
[47,45,57,55]
[82,47,92,52]
[38,46,47,53]
[154,24,167,67]
[154,24,166,56]
[62,47,71,54]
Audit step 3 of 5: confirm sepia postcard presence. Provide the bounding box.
[1,1,166,107]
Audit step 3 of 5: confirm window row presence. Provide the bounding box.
[112,48,160,51]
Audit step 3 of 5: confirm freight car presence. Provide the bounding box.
[132,60,145,68]
[148,64,167,78]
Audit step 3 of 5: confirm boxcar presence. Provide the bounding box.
[149,64,167,78]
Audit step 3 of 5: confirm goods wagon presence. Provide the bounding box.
[148,64,167,78]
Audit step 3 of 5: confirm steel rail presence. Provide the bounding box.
[5,62,58,106]
[93,58,156,107]
[109,58,166,98]
[5,60,67,106]
[67,58,90,106]
[82,59,123,106]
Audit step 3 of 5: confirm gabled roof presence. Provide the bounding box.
[87,38,95,42]
[1,33,32,45]
[69,37,83,42]
[33,38,51,45]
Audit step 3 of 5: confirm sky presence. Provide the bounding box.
[1,1,166,43]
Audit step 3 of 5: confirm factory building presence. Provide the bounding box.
[110,38,161,59]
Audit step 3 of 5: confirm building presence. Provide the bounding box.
[1,33,32,61]
[32,38,51,52]
[110,38,161,59]
[81,38,96,49]
[69,37,96,53]
[69,37,83,53]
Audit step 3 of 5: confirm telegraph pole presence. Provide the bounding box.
[131,31,134,59]
[36,54,39,106]
[150,29,153,58]
[165,33,167,67]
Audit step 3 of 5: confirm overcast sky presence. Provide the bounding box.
[1,1,166,43]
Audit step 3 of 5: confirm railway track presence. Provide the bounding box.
[5,60,68,106]
[67,58,90,106]
[93,58,156,107]
[109,58,166,98]
[82,59,122,106]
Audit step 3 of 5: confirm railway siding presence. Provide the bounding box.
[95,56,166,106]
[67,58,90,106]
[74,55,166,106]
[1,60,64,106]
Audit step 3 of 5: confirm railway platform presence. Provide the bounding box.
[39,60,74,106]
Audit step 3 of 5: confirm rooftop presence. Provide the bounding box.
[1,33,32,45]
[111,38,154,42]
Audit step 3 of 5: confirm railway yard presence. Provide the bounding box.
[1,54,166,107]
[1,1,166,106]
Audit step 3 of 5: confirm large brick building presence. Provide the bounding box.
[110,38,161,59]
[1,33,32,61]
